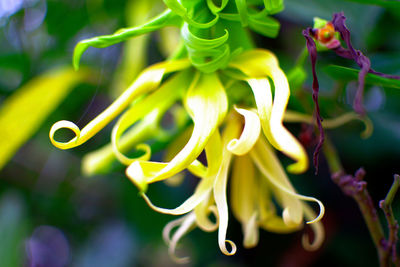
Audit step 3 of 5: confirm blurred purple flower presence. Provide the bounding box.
[25,225,70,267]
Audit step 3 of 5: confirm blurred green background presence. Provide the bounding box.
[0,0,400,266]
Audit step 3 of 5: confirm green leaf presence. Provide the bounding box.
[73,10,180,70]
[342,0,400,9]
[324,65,400,89]
[0,67,91,170]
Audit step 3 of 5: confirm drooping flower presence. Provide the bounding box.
[49,0,325,261]
[154,107,324,262]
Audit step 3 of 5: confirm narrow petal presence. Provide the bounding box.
[50,59,190,150]
[81,112,157,176]
[230,155,256,224]
[213,115,242,256]
[163,126,208,179]
[257,170,302,233]
[259,215,302,233]
[194,195,219,232]
[140,131,223,215]
[230,49,308,173]
[126,71,228,186]
[230,155,260,248]
[82,105,190,176]
[163,216,185,246]
[163,212,196,264]
[227,107,261,156]
[302,204,325,251]
[267,67,309,173]
[250,138,324,225]
[112,70,193,165]
[242,212,259,248]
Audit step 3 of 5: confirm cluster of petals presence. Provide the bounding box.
[50,48,324,261]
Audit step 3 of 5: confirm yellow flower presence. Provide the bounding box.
[146,108,324,262]
[49,49,324,261]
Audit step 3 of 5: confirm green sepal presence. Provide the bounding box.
[248,10,280,38]
[163,0,219,29]
[206,0,229,13]
[313,17,329,29]
[263,0,284,15]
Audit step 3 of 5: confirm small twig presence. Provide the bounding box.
[323,137,388,266]
[379,175,400,266]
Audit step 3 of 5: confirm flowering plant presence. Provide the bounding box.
[49,0,325,261]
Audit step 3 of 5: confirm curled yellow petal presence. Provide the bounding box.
[230,155,256,225]
[268,67,308,173]
[284,110,373,139]
[243,212,259,248]
[49,120,81,149]
[125,161,165,192]
[230,155,261,247]
[142,172,213,215]
[126,71,228,186]
[260,215,302,234]
[250,138,324,225]
[162,212,196,264]
[162,126,208,179]
[50,59,190,150]
[302,204,325,251]
[163,215,187,246]
[194,195,219,232]
[82,111,159,176]
[229,49,280,78]
[140,131,223,215]
[230,49,308,173]
[112,70,193,165]
[227,107,261,156]
[213,115,241,256]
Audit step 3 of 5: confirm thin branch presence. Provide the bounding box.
[379,175,400,266]
[323,137,389,266]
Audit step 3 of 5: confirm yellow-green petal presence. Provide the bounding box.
[112,70,193,165]
[302,204,325,251]
[230,155,259,248]
[140,130,223,215]
[242,212,259,248]
[50,59,190,150]
[230,49,308,173]
[250,137,324,225]
[227,107,261,156]
[162,212,196,264]
[213,115,241,256]
[194,196,219,232]
[126,71,228,186]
